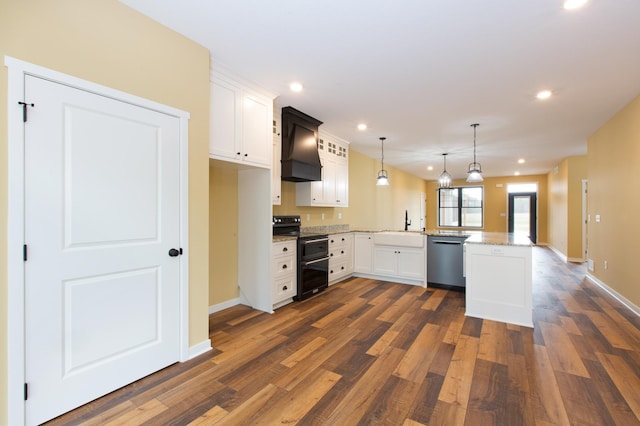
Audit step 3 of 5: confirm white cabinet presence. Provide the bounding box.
[272,239,297,308]
[373,246,426,281]
[210,68,274,168]
[465,243,533,327]
[328,233,353,284]
[272,109,281,205]
[296,131,349,207]
[354,233,374,273]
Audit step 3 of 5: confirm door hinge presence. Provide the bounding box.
[18,101,35,123]
[179,248,183,255]
[24,383,28,401]
[23,244,28,261]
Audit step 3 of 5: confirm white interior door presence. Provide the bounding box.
[24,75,181,425]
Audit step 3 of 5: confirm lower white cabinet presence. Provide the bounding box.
[354,233,374,273]
[272,240,297,307]
[328,233,353,284]
[373,246,425,281]
[465,243,533,327]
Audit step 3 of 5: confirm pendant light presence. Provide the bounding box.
[376,137,389,186]
[467,123,483,183]
[438,153,452,188]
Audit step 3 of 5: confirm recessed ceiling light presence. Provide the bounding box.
[427,166,434,171]
[536,90,552,100]
[357,123,367,131]
[514,171,521,176]
[518,158,525,164]
[563,0,588,10]
[289,82,303,92]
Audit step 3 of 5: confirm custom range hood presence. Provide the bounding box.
[281,106,323,182]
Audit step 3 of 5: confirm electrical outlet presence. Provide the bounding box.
[604,260,608,270]
[306,214,310,221]
[587,259,594,271]
[338,213,342,220]
[321,213,325,221]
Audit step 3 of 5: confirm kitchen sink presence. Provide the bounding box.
[373,231,424,247]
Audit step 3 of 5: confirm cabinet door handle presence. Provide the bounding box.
[282,247,288,252]
[283,285,288,291]
[236,152,241,155]
[282,264,287,269]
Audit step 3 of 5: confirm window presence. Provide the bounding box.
[438,186,483,228]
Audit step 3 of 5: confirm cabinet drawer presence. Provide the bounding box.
[329,234,349,247]
[273,240,296,258]
[329,247,348,260]
[273,276,296,303]
[273,257,295,278]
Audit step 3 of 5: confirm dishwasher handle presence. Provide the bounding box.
[431,240,463,245]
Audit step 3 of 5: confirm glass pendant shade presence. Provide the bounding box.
[376,137,389,186]
[466,123,483,183]
[438,153,452,188]
[377,170,389,186]
[467,163,484,182]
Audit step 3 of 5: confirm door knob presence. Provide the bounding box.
[168,248,180,257]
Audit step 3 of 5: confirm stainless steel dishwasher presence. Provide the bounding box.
[427,235,467,290]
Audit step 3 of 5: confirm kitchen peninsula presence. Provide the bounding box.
[425,229,533,327]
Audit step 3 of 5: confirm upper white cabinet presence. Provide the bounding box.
[210,67,275,168]
[296,130,349,207]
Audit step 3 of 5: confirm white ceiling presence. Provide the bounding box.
[121,0,640,180]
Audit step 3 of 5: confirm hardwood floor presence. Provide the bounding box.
[46,247,640,425]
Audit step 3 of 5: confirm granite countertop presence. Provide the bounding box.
[273,226,532,246]
[272,235,297,242]
[464,232,532,246]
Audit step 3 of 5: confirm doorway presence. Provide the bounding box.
[6,57,191,425]
[508,192,537,244]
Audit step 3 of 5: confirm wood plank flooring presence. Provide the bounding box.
[46,247,640,425]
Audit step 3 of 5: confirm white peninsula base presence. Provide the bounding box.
[465,242,533,328]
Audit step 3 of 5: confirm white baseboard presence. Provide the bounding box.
[586,273,640,318]
[208,297,242,314]
[548,245,568,263]
[188,339,212,359]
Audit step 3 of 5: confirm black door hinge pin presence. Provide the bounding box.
[23,244,27,261]
[18,101,35,122]
[24,383,28,401]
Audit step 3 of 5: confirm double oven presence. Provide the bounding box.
[273,216,329,300]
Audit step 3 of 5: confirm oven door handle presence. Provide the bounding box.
[301,256,330,266]
[302,238,329,245]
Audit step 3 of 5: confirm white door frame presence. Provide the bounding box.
[5,56,191,425]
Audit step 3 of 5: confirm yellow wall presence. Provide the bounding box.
[0,1,211,421]
[209,161,239,306]
[548,160,570,254]
[588,94,640,307]
[547,156,587,260]
[567,157,588,259]
[425,175,549,243]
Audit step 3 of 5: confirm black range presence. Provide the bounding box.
[273,216,329,300]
